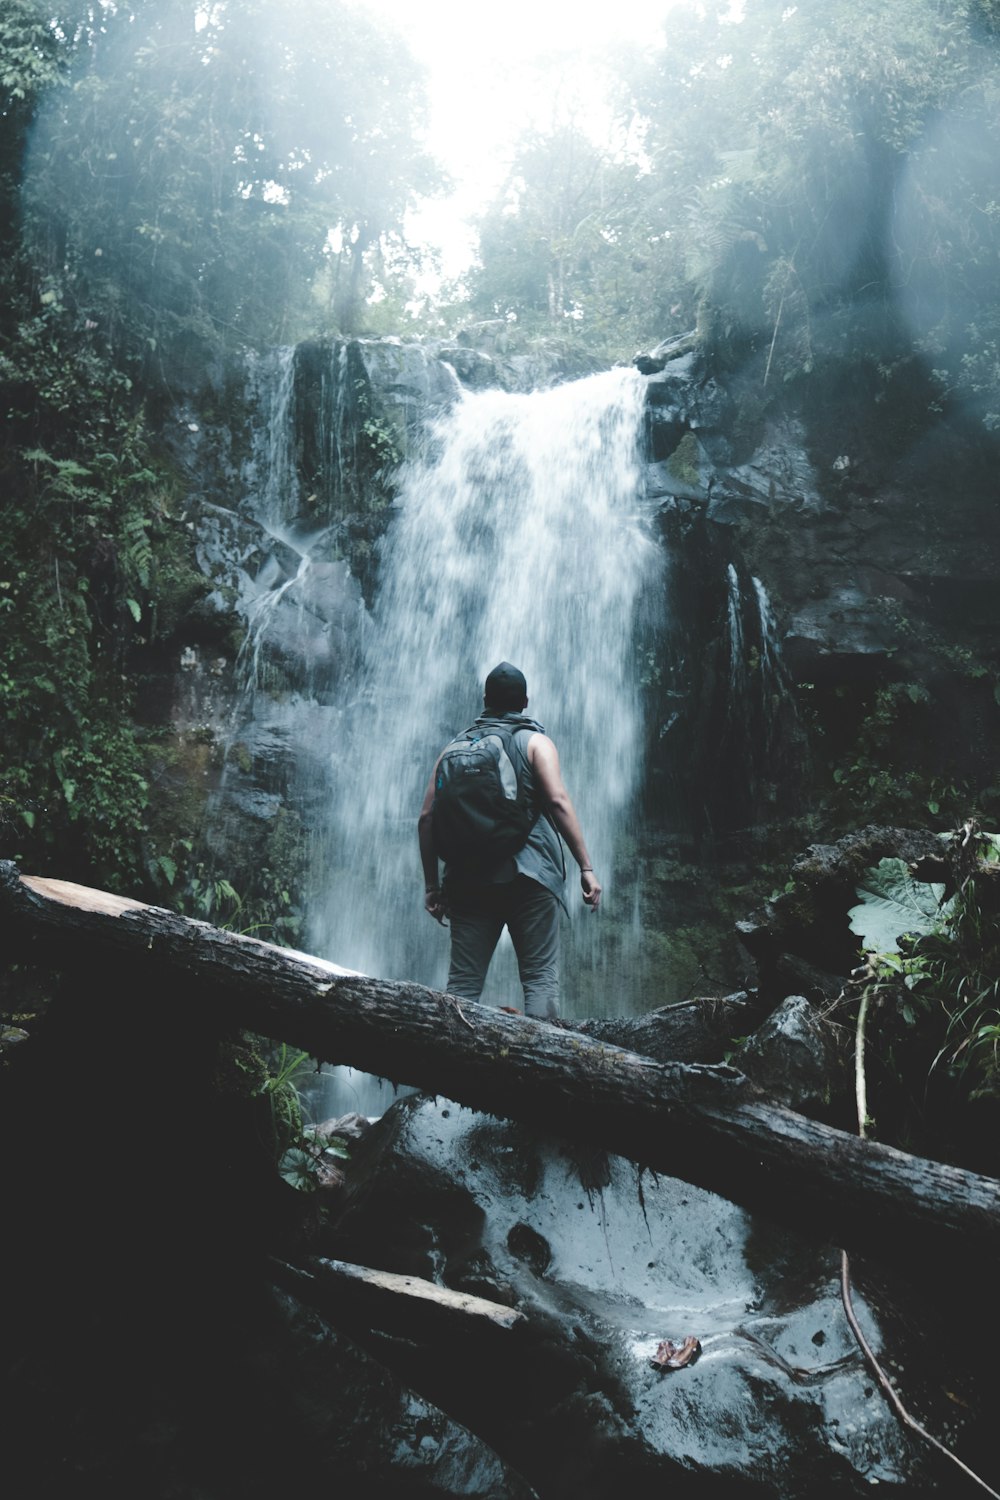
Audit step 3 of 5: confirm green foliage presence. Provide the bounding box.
[259,1041,309,1158]
[853,832,1000,1128]
[470,120,685,356]
[829,681,927,818]
[258,1042,349,1193]
[0,2,62,108]
[0,262,187,881]
[360,414,400,472]
[463,0,1000,376]
[18,0,442,369]
[163,801,307,948]
[210,1032,347,1195]
[0,1,64,251]
[848,857,954,954]
[617,0,1000,399]
[173,864,297,942]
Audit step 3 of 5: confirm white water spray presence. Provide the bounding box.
[726,562,745,708]
[309,366,659,1016]
[751,576,788,692]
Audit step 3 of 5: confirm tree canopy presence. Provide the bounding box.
[468,0,1000,400]
[3,0,1000,896]
[627,0,1000,383]
[0,0,443,888]
[15,0,442,368]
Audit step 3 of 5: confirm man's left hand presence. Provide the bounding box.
[425,886,449,924]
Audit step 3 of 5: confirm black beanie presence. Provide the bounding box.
[484,661,527,711]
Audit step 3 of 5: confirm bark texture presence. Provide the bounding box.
[3,860,998,1275]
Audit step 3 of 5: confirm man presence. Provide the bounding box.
[418,662,601,1020]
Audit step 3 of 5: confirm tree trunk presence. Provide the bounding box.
[270,1256,525,1344]
[3,861,998,1275]
[575,991,768,1063]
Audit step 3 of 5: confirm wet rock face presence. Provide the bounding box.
[165,330,598,678]
[638,335,1000,846]
[264,1287,537,1500]
[160,327,999,885]
[639,337,1000,679]
[323,1093,955,1499]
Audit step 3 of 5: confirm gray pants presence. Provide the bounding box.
[446,875,561,1020]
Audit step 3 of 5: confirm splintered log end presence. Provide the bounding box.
[3,863,363,978]
[269,1256,526,1365]
[20,875,151,918]
[313,1260,524,1332]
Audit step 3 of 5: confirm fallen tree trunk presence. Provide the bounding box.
[3,861,998,1274]
[270,1257,525,1345]
[575,990,767,1063]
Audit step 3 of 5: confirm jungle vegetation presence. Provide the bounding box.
[2,0,1000,902]
[5,21,1000,1497]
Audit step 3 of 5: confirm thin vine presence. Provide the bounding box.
[844,937,1000,1498]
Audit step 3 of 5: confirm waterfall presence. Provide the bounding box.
[751,574,791,746]
[726,562,745,709]
[198,345,366,937]
[308,366,660,1029]
[237,348,313,690]
[717,563,798,832]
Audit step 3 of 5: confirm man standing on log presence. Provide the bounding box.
[418,661,601,1020]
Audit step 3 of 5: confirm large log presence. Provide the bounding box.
[2,860,998,1274]
[575,990,767,1063]
[270,1257,526,1344]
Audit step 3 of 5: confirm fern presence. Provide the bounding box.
[121,511,153,590]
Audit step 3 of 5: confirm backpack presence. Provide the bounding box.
[431,722,538,874]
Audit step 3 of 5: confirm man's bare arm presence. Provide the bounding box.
[528,734,601,909]
[417,762,448,923]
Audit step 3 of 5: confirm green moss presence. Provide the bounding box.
[147,518,211,643]
[139,731,217,895]
[359,413,403,486]
[667,431,703,488]
[231,741,253,775]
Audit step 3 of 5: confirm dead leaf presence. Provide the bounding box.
[651,1335,701,1372]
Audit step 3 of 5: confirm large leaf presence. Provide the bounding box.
[848,857,953,954]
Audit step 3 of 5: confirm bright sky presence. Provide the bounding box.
[355,0,688,283]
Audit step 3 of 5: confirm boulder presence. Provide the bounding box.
[733,994,846,1115]
[320,1093,968,1498]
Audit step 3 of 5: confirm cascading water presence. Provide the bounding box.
[716,562,800,834]
[198,345,366,928]
[728,566,794,747]
[308,366,661,1035]
[726,562,746,709]
[204,354,662,1114]
[751,574,792,755]
[236,350,325,695]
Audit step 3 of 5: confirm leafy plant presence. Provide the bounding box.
[259,1042,310,1154]
[847,857,955,955]
[849,831,1000,1147]
[259,1042,349,1193]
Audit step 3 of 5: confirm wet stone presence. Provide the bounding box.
[318,1093,969,1499]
